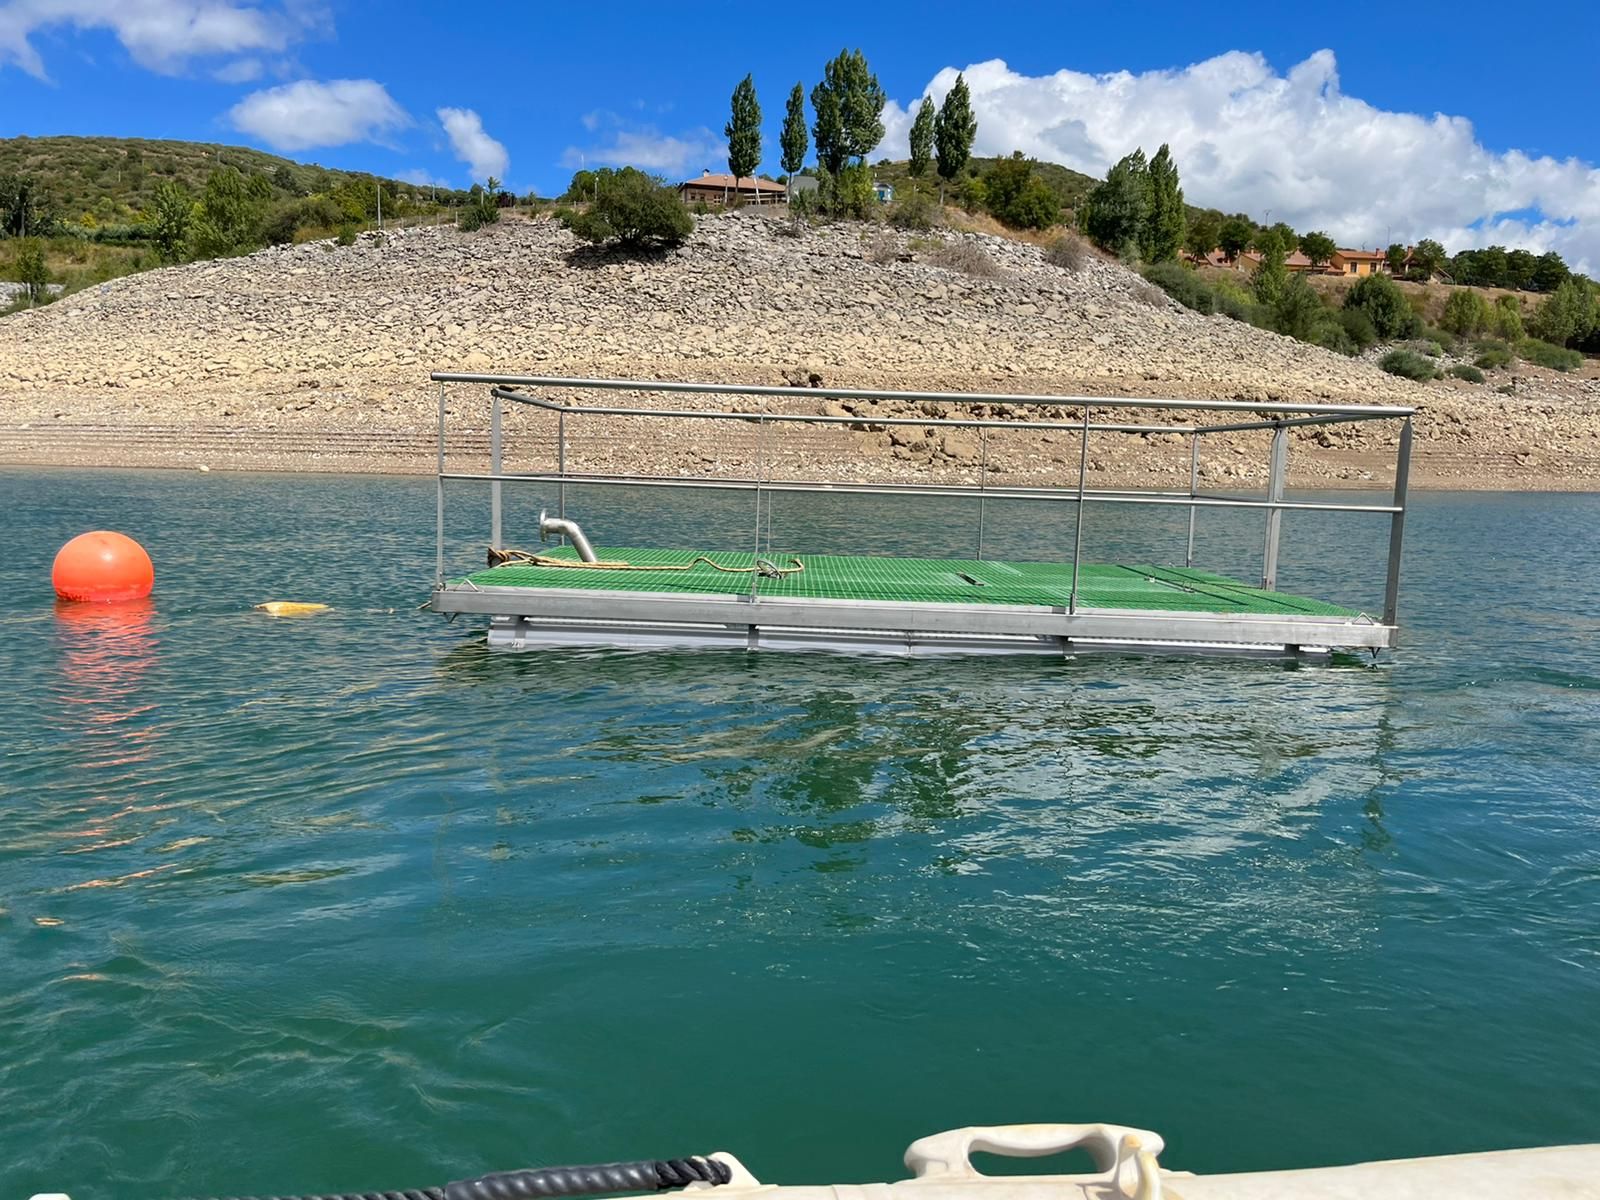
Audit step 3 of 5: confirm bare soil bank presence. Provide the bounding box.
[3,212,1597,490]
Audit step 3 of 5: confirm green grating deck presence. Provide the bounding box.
[461,547,1361,619]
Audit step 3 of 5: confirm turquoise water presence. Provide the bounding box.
[2,468,1598,1198]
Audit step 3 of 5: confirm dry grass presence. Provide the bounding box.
[1044,232,1092,272]
[864,228,901,264]
[926,238,1003,279]
[938,207,1062,248]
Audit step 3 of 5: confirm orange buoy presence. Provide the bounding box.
[52,531,154,603]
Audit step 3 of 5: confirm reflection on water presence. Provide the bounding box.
[2,471,1600,1199]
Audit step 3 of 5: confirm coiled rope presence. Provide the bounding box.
[488,548,803,579]
[183,1153,733,1200]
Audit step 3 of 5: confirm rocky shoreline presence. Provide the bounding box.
[2,211,1597,489]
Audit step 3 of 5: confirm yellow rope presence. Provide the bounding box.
[489,549,805,578]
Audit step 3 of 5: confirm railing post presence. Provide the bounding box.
[1069,401,1091,614]
[490,392,503,551]
[556,408,567,527]
[1186,432,1199,568]
[978,425,988,560]
[753,413,765,580]
[1261,422,1289,591]
[435,381,447,585]
[1384,418,1413,628]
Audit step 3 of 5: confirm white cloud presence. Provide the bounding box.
[0,0,309,78]
[882,51,1600,273]
[561,115,723,178]
[437,106,508,181]
[396,167,449,188]
[228,78,409,151]
[212,55,261,82]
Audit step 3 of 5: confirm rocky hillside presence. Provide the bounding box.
[2,211,1596,486]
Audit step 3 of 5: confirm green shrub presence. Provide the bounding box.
[1338,307,1378,350]
[1314,323,1358,356]
[1421,325,1456,351]
[1344,272,1422,340]
[456,205,484,232]
[566,171,693,250]
[334,224,356,246]
[1516,337,1583,371]
[1416,340,1444,358]
[834,163,877,220]
[1379,349,1437,380]
[1267,274,1329,342]
[1473,341,1514,370]
[982,153,1060,230]
[549,205,575,224]
[1448,363,1486,383]
[889,191,937,231]
[1440,288,1492,336]
[12,237,49,302]
[1141,261,1213,313]
[1491,295,1525,341]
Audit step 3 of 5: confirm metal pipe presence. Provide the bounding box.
[1383,418,1413,629]
[978,426,988,560]
[448,374,1415,419]
[489,387,1190,436]
[1193,410,1401,434]
[540,511,597,562]
[1262,424,1289,591]
[1070,403,1091,614]
[436,382,447,585]
[557,409,567,523]
[1186,434,1199,569]
[490,392,502,550]
[436,471,1403,514]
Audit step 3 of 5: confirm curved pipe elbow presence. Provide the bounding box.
[539,512,598,562]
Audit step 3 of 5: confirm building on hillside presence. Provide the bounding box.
[1238,248,1331,275]
[1328,248,1390,277]
[677,170,787,206]
[873,181,895,203]
[1191,245,1402,278]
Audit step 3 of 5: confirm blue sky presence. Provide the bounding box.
[4,0,1599,268]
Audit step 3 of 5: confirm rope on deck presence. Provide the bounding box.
[179,1154,733,1200]
[487,548,804,579]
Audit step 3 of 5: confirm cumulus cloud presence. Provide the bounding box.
[881,51,1600,273]
[211,55,262,82]
[228,78,409,151]
[437,107,508,181]
[396,167,449,188]
[561,113,723,178]
[0,0,315,78]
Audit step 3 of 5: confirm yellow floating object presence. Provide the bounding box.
[254,601,330,617]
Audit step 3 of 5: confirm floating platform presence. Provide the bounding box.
[428,546,1391,658]
[423,373,1415,661]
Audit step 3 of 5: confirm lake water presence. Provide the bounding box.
[2,468,1598,1198]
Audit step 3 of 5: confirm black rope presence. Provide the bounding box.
[185,1155,732,1200]
[447,1156,731,1200]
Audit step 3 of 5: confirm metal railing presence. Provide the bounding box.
[430,373,1416,625]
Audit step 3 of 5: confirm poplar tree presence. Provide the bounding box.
[1143,144,1185,262]
[908,96,935,179]
[725,74,762,198]
[811,49,886,173]
[1083,149,1150,259]
[780,83,808,201]
[934,73,977,202]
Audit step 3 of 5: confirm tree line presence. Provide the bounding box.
[718,50,980,219]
